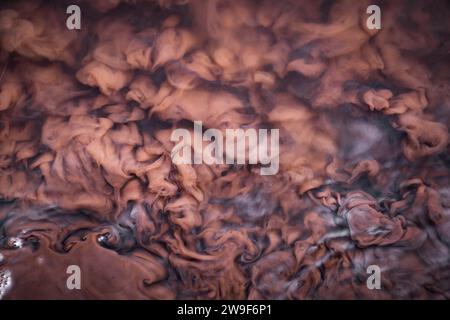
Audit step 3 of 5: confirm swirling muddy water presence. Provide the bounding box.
[0,0,449,299]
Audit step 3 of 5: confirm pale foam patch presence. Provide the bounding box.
[0,268,13,300]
